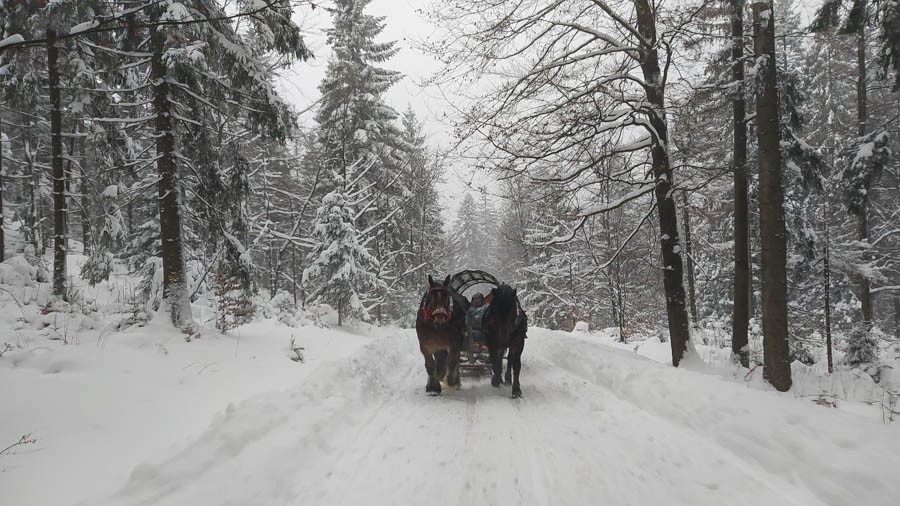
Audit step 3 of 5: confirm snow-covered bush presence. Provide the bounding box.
[138,258,163,313]
[791,362,882,402]
[0,256,38,287]
[844,324,879,367]
[266,291,300,324]
[790,340,817,366]
[306,303,337,328]
[186,258,210,301]
[81,251,114,286]
[22,245,49,283]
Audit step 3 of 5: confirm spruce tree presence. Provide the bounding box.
[315,0,403,200]
[302,166,383,326]
[313,0,406,322]
[452,193,487,270]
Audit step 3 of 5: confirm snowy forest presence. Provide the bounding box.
[4,0,900,504]
[4,0,900,383]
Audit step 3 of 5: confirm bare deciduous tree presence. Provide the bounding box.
[428,0,695,364]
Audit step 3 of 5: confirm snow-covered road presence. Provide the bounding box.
[85,327,900,506]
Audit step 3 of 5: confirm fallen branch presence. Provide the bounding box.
[743,365,759,382]
[0,433,37,455]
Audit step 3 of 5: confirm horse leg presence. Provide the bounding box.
[434,349,448,384]
[446,346,462,390]
[423,351,441,395]
[504,356,512,384]
[509,338,525,398]
[490,347,503,387]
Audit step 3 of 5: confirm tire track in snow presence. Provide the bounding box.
[289,331,822,506]
[90,328,872,506]
[528,330,900,506]
[518,352,825,505]
[88,331,421,506]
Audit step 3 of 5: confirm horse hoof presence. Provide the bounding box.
[511,387,522,398]
[491,376,501,387]
[426,384,441,395]
[445,382,461,391]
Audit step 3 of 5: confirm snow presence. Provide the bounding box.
[1,311,371,505]
[0,34,24,49]
[101,184,118,198]
[856,141,875,159]
[161,3,193,23]
[69,20,100,35]
[3,263,900,505]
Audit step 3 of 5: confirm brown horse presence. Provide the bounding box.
[415,275,467,395]
[483,283,527,398]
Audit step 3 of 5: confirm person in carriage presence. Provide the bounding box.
[465,292,489,363]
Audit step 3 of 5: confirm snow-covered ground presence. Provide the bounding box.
[3,259,900,505]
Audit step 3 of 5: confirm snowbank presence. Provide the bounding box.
[3,270,900,506]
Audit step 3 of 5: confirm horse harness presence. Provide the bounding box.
[422,286,454,322]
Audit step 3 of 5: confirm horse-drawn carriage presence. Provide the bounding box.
[448,270,502,375]
[415,269,528,398]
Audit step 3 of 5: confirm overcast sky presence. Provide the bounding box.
[276,0,488,216]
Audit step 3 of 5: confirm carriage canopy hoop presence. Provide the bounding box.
[449,270,501,296]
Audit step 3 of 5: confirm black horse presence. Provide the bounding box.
[415,275,468,395]
[483,283,528,398]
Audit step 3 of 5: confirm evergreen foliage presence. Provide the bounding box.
[844,323,879,365]
[0,0,898,380]
[302,166,383,326]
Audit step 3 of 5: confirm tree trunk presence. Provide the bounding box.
[21,119,39,254]
[80,143,91,255]
[753,1,791,392]
[291,240,298,306]
[732,0,751,368]
[151,18,193,330]
[635,0,691,366]
[289,194,298,305]
[858,203,872,325]
[824,220,834,374]
[338,295,343,327]
[49,28,67,298]
[606,213,626,341]
[856,5,873,327]
[681,192,698,326]
[64,123,85,254]
[0,104,5,262]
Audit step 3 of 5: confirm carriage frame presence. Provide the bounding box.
[448,269,502,375]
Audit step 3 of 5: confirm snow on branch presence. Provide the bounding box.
[69,20,101,35]
[548,20,639,57]
[0,34,25,49]
[577,182,656,217]
[532,182,655,247]
[0,0,302,52]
